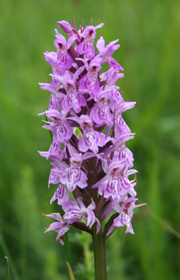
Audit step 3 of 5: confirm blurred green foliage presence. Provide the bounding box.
[0,0,180,279]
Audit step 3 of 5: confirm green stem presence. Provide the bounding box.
[92,230,107,280]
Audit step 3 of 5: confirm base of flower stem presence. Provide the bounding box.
[92,230,107,280]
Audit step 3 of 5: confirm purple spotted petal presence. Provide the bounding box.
[61,167,87,192]
[50,183,69,205]
[79,131,105,153]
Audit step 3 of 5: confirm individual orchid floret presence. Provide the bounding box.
[38,142,65,161]
[113,144,134,169]
[61,71,86,113]
[44,213,70,245]
[107,86,124,111]
[78,56,101,98]
[113,102,136,137]
[58,156,88,192]
[77,115,106,153]
[100,68,124,88]
[40,109,73,143]
[48,159,67,187]
[104,133,135,156]
[97,36,124,71]
[106,210,134,236]
[106,198,145,236]
[53,29,76,71]
[62,198,100,232]
[77,23,104,60]
[92,161,137,202]
[47,145,90,191]
[79,128,106,154]
[90,89,113,127]
[39,80,63,111]
[50,67,86,113]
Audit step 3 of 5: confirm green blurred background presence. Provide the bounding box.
[0,0,180,279]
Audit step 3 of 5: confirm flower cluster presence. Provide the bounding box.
[39,19,141,245]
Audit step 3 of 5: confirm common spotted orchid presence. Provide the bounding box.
[39,18,144,279]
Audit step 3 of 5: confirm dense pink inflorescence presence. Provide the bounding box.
[39,19,140,244]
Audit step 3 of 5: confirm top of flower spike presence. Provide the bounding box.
[57,19,104,35]
[57,19,105,60]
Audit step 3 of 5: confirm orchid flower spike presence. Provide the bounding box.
[39,18,144,246]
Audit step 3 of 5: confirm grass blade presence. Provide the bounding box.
[4,256,11,280]
[66,261,75,280]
